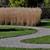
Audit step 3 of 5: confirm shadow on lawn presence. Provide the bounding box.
[37,22,50,26]
[0,28,25,32]
[0,28,17,32]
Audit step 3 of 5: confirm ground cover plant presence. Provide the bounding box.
[21,35,50,44]
[0,26,37,38]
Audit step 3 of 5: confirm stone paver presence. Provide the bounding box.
[0,26,50,48]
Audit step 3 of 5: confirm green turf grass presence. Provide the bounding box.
[0,26,37,38]
[21,35,50,44]
[0,47,50,50]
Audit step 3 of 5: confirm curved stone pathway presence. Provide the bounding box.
[0,26,50,48]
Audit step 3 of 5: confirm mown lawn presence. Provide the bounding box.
[21,35,50,44]
[0,26,37,38]
[40,19,50,27]
[0,47,50,50]
[40,22,50,26]
[40,21,50,28]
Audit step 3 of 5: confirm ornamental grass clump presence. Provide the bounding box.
[0,7,42,26]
